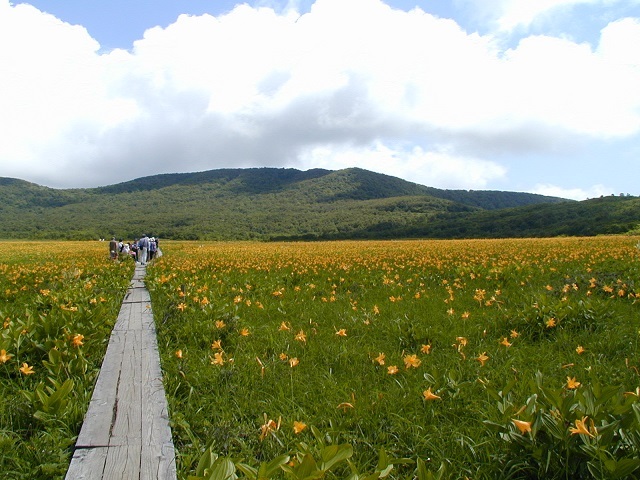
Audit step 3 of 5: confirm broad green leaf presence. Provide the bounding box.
[207,457,237,480]
[320,444,353,471]
[294,453,319,479]
[195,447,218,476]
[257,454,290,478]
[235,463,257,479]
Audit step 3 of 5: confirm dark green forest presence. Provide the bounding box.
[0,168,637,240]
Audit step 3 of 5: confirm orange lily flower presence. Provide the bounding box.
[566,376,581,389]
[20,362,35,375]
[423,388,441,401]
[403,354,421,369]
[0,349,13,364]
[72,334,84,347]
[293,421,307,434]
[476,352,489,366]
[512,419,532,434]
[569,416,595,437]
[211,352,224,365]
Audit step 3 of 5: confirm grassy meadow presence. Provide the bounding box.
[145,237,640,479]
[0,241,133,478]
[1,237,639,479]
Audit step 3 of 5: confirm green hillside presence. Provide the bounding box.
[0,167,627,241]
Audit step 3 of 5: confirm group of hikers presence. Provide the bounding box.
[108,234,161,264]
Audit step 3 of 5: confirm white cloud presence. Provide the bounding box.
[299,142,507,189]
[0,0,639,194]
[531,183,612,200]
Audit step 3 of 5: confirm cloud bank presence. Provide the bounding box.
[1,0,639,198]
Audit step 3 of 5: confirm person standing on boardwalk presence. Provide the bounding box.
[149,237,157,261]
[138,234,150,265]
[109,237,119,260]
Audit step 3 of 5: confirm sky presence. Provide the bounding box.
[1,0,639,199]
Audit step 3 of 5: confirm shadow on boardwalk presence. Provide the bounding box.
[66,265,176,479]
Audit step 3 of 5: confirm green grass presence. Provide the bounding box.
[0,242,133,479]
[147,238,640,479]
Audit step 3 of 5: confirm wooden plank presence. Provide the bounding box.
[109,330,143,446]
[141,443,177,480]
[102,445,141,478]
[75,331,125,447]
[65,447,108,479]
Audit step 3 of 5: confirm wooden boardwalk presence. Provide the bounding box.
[66,265,176,479]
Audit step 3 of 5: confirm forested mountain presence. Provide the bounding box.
[1,167,635,240]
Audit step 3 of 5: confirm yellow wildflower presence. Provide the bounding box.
[335,328,347,337]
[476,352,489,366]
[374,353,386,365]
[421,344,432,354]
[423,388,441,401]
[289,357,299,367]
[294,330,307,343]
[403,354,421,369]
[259,416,281,441]
[512,419,532,434]
[566,376,581,389]
[569,416,595,437]
[211,352,225,366]
[72,334,84,347]
[293,421,307,434]
[387,365,399,375]
[20,362,35,375]
[0,349,13,364]
[576,345,585,354]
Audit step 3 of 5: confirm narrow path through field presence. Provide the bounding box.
[66,264,176,479]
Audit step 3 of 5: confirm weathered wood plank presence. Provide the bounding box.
[75,331,125,447]
[109,330,143,446]
[102,445,141,478]
[65,447,108,479]
[141,443,176,479]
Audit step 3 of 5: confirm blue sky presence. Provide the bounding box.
[1,0,639,199]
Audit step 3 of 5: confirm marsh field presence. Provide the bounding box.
[1,237,640,479]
